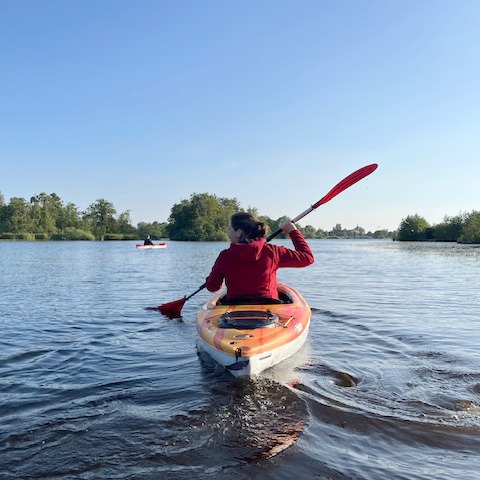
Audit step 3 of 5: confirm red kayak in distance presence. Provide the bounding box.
[136,243,167,249]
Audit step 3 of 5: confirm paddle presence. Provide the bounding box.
[152,163,378,317]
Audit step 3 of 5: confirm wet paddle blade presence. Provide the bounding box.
[151,283,207,319]
[152,297,187,318]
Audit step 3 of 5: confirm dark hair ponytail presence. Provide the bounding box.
[231,212,266,243]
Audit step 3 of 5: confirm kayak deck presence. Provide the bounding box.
[196,283,311,377]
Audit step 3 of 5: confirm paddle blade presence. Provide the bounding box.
[152,297,187,318]
[313,163,378,208]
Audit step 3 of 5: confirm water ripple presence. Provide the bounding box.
[1,240,480,479]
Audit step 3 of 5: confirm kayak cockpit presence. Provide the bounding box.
[218,311,280,330]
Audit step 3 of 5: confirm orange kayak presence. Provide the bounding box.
[196,283,311,377]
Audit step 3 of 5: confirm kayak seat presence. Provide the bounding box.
[218,311,280,329]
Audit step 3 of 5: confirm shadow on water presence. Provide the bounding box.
[187,347,355,480]
[193,348,309,459]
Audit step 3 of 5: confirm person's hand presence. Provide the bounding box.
[280,220,297,234]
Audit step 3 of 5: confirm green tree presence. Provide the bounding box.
[397,214,430,241]
[58,202,82,230]
[0,192,9,233]
[459,211,480,244]
[9,197,32,234]
[83,199,117,240]
[111,210,137,236]
[137,221,168,239]
[372,229,391,239]
[432,214,465,242]
[302,225,318,239]
[316,227,328,238]
[167,193,241,241]
[30,192,64,236]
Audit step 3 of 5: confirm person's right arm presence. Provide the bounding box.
[277,221,314,267]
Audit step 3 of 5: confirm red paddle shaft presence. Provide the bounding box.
[155,163,378,317]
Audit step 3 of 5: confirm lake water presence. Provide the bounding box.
[1,239,479,479]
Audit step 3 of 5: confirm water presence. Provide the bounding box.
[1,239,479,479]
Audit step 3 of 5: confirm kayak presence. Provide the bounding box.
[136,243,167,249]
[196,282,311,378]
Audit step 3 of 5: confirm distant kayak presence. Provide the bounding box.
[136,243,167,249]
[196,283,311,378]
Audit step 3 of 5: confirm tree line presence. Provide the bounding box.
[0,191,394,241]
[396,212,480,244]
[0,192,165,241]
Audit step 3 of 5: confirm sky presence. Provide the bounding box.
[1,0,479,233]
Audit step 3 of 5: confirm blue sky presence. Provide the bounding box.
[1,0,479,232]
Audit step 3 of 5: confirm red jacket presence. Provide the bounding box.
[206,230,314,300]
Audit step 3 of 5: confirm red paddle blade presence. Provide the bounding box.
[149,297,186,318]
[313,163,378,208]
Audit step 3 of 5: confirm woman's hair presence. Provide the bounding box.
[231,212,266,243]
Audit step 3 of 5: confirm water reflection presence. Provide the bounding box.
[195,346,310,461]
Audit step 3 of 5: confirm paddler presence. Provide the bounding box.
[206,212,314,303]
[144,235,154,246]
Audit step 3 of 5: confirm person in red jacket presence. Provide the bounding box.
[206,212,314,302]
